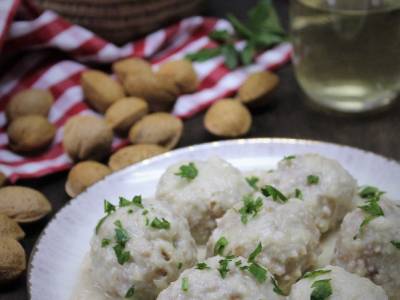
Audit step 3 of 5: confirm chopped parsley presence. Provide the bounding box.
[248,262,267,283]
[238,195,263,224]
[113,244,131,265]
[142,209,149,215]
[248,242,262,262]
[101,238,111,248]
[295,188,303,200]
[359,186,385,200]
[303,269,331,279]
[218,258,231,278]
[354,197,384,239]
[307,175,319,185]
[235,260,242,266]
[283,155,296,161]
[125,285,135,298]
[175,162,198,180]
[127,209,133,214]
[391,240,400,249]
[271,276,285,296]
[150,217,170,230]
[214,236,229,255]
[119,197,132,207]
[310,279,332,300]
[181,277,189,292]
[132,195,144,208]
[114,220,129,246]
[196,262,210,270]
[177,262,183,269]
[95,200,117,234]
[245,176,259,190]
[261,185,288,203]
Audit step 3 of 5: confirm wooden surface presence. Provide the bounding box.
[1,0,400,299]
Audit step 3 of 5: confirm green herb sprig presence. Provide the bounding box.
[238,194,263,224]
[261,185,288,203]
[175,162,198,180]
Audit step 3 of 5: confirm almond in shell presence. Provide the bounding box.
[108,144,166,171]
[0,186,52,223]
[204,99,252,137]
[0,237,26,284]
[238,71,279,106]
[158,59,198,94]
[0,214,25,240]
[112,58,152,81]
[65,161,112,197]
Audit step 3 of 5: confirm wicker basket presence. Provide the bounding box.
[32,0,203,45]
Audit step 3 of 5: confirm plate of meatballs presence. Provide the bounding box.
[28,138,400,300]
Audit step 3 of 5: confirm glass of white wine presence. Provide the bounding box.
[290,0,400,113]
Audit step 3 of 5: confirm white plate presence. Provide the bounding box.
[28,138,400,300]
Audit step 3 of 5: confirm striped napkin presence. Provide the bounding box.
[0,0,291,182]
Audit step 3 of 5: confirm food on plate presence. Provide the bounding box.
[128,112,183,150]
[333,191,400,299]
[65,161,112,197]
[157,255,285,300]
[204,99,252,137]
[63,115,113,161]
[158,59,198,94]
[112,57,153,81]
[289,265,388,300]
[90,196,197,299]
[0,186,52,223]
[7,115,55,153]
[105,97,148,134]
[0,214,25,240]
[207,198,320,290]
[81,70,125,113]
[156,157,252,244]
[108,144,166,171]
[123,73,179,112]
[257,154,357,233]
[5,89,53,122]
[0,172,6,187]
[238,71,279,106]
[0,237,26,284]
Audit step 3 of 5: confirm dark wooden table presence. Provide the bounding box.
[2,1,400,299]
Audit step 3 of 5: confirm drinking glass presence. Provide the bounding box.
[290,0,400,113]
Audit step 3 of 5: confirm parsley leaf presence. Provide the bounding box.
[310,279,332,300]
[245,176,259,190]
[119,197,131,207]
[248,242,262,262]
[186,48,222,62]
[283,155,296,161]
[150,217,170,230]
[209,30,232,43]
[101,238,111,248]
[132,195,144,208]
[214,236,229,255]
[175,162,198,180]
[307,175,320,185]
[95,200,116,234]
[181,277,189,292]
[359,186,385,200]
[238,195,263,224]
[125,285,135,298]
[113,244,131,265]
[261,185,288,203]
[354,199,384,239]
[271,276,286,296]
[391,240,400,249]
[196,262,210,270]
[295,188,303,200]
[114,220,129,247]
[221,44,239,69]
[218,258,231,278]
[240,41,255,65]
[303,269,331,279]
[248,262,267,283]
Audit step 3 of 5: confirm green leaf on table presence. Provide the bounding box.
[240,41,255,65]
[185,47,222,62]
[209,30,232,43]
[221,44,239,69]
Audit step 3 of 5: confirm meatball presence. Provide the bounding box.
[258,154,357,233]
[289,265,388,300]
[207,198,320,290]
[90,197,197,299]
[157,256,285,300]
[156,157,252,244]
[333,196,400,299]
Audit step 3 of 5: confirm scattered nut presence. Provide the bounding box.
[108,144,166,171]
[129,113,183,150]
[81,70,125,113]
[0,186,52,223]
[0,237,26,284]
[105,97,148,134]
[63,115,113,161]
[112,57,152,81]
[7,115,55,153]
[6,89,53,122]
[0,214,25,240]
[123,73,179,112]
[0,173,6,187]
[204,99,252,137]
[158,59,198,94]
[65,161,112,197]
[238,71,279,106]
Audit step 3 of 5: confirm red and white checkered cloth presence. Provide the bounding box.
[0,0,291,182]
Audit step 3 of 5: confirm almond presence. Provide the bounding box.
[6,89,53,122]
[63,115,113,161]
[81,70,125,113]
[0,186,52,223]
[0,238,26,284]
[108,144,166,171]
[105,97,148,134]
[0,214,25,240]
[65,161,112,197]
[158,59,198,94]
[128,113,183,150]
[7,115,55,153]
[123,73,179,112]
[238,71,279,106]
[204,99,252,137]
[112,57,152,81]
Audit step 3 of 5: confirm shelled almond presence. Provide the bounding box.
[112,57,153,81]
[0,237,26,284]
[158,59,198,94]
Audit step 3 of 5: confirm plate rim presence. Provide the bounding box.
[26,137,400,299]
